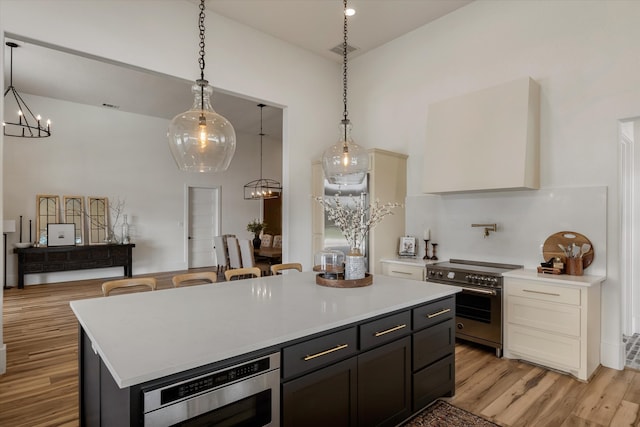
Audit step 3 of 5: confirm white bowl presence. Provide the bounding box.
[13,242,32,249]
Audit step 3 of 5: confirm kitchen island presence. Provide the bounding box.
[72,272,459,426]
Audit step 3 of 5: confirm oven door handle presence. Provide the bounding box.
[460,286,497,296]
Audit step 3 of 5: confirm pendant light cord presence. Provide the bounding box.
[259,104,265,179]
[198,0,206,111]
[342,0,349,127]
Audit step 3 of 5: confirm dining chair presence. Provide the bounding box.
[102,277,157,296]
[172,271,218,287]
[213,235,229,273]
[224,267,261,281]
[272,235,282,249]
[227,237,242,269]
[260,234,273,248]
[270,263,302,275]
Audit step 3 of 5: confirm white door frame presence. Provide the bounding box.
[620,118,637,336]
[184,185,222,269]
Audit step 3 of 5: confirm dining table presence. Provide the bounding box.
[254,246,282,263]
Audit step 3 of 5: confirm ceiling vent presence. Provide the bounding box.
[330,43,358,56]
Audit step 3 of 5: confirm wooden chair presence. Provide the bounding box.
[260,234,273,248]
[102,277,157,296]
[172,271,218,287]
[270,263,302,275]
[239,239,269,276]
[213,235,229,273]
[227,237,242,269]
[224,267,261,281]
[272,235,282,249]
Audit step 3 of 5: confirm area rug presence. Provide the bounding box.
[403,400,500,427]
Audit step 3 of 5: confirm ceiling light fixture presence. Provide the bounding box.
[244,104,282,200]
[321,0,368,185]
[168,0,236,172]
[3,42,51,138]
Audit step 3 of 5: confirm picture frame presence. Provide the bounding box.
[399,236,417,257]
[47,223,76,247]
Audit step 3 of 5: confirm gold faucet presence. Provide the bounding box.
[471,223,497,237]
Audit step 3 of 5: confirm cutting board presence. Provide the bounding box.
[542,231,594,270]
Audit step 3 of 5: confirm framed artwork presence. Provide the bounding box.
[47,223,76,246]
[399,236,417,257]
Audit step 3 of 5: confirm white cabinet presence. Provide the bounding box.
[381,259,425,281]
[312,149,407,274]
[423,77,540,194]
[503,270,604,381]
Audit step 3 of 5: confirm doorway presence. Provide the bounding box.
[620,118,640,369]
[263,197,282,236]
[187,186,221,268]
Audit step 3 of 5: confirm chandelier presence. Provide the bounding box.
[244,104,282,200]
[321,0,368,185]
[167,0,236,172]
[3,42,51,138]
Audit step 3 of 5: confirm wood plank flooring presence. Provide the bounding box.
[1,273,639,426]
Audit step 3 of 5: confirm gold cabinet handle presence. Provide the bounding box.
[374,324,407,337]
[523,289,561,297]
[304,344,349,361]
[427,308,451,319]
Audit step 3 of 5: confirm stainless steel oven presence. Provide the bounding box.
[143,353,280,427]
[426,259,521,357]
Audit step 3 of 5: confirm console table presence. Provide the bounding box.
[13,244,135,289]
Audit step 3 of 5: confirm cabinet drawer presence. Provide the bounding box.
[381,263,424,281]
[360,311,411,351]
[413,320,454,371]
[507,324,580,370]
[413,297,454,331]
[413,354,454,411]
[283,327,357,379]
[506,278,580,305]
[508,295,581,337]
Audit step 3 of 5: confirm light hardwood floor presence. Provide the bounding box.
[1,273,639,427]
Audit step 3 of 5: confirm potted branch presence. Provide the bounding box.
[247,219,267,249]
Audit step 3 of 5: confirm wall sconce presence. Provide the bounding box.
[472,223,497,237]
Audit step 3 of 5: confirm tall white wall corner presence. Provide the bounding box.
[601,339,625,371]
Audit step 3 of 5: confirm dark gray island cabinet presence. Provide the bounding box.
[72,273,457,426]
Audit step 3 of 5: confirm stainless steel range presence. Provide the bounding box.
[426,259,522,357]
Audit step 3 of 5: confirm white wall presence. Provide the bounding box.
[349,0,640,370]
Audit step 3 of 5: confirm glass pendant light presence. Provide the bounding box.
[321,0,368,185]
[244,104,282,200]
[168,0,236,172]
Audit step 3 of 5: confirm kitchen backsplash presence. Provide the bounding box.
[405,186,607,275]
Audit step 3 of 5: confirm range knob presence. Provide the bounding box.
[465,274,473,283]
[437,271,444,278]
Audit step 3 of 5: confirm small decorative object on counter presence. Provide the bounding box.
[541,231,593,275]
[430,243,439,261]
[314,249,345,279]
[345,247,365,280]
[314,193,402,285]
[423,239,430,260]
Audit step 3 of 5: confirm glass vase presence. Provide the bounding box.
[345,247,366,280]
[121,214,130,244]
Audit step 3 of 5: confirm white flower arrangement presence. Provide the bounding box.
[314,194,402,251]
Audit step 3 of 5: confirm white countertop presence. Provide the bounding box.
[503,268,606,287]
[70,272,459,388]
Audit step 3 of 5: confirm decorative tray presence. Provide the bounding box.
[315,273,373,288]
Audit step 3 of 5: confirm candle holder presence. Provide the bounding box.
[423,239,430,260]
[430,243,439,261]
